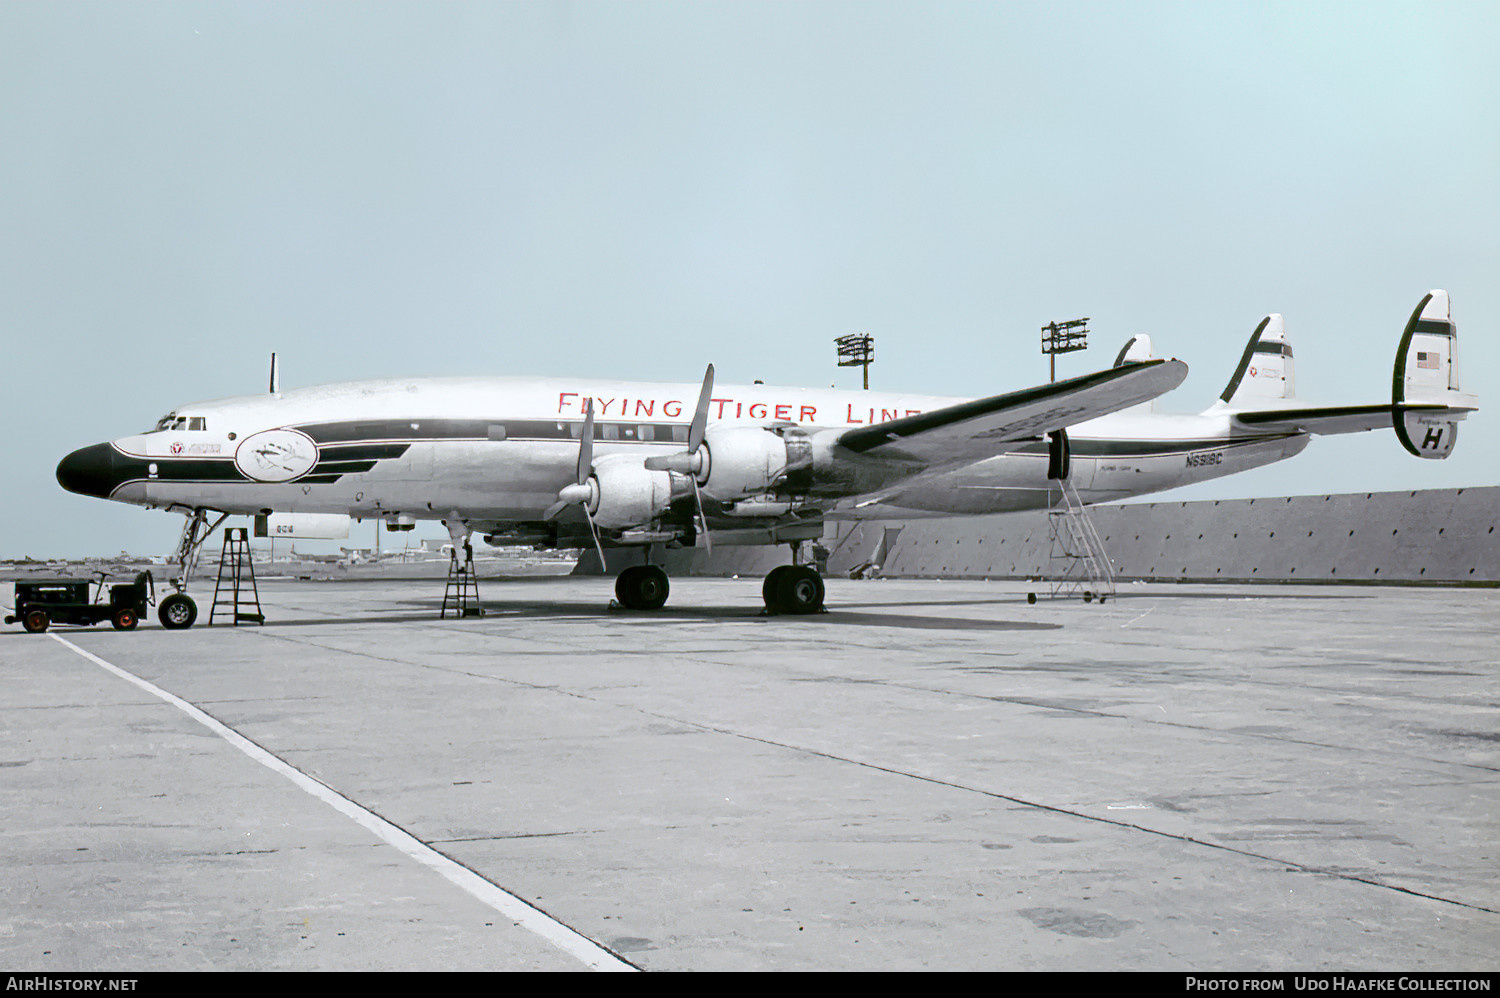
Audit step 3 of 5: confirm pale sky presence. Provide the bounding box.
[3,1,1497,559]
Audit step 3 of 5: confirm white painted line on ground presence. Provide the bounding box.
[49,632,636,973]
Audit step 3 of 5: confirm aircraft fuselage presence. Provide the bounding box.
[57,374,1306,525]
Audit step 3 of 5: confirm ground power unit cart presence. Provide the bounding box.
[5,571,158,633]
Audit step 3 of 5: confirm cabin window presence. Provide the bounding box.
[188,417,206,431]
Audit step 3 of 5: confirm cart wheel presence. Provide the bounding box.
[23,609,49,633]
[1084,592,1094,603]
[158,594,197,630]
[112,607,139,630]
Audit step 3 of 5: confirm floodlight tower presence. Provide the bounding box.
[835,333,875,389]
[1041,318,1089,383]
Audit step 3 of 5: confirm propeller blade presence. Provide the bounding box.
[577,398,595,485]
[547,399,598,521]
[691,474,711,555]
[644,364,715,475]
[582,504,608,572]
[688,364,713,454]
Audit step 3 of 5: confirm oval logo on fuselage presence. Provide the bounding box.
[234,428,319,483]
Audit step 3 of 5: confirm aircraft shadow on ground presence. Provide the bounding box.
[27,599,1063,633]
[400,599,1062,631]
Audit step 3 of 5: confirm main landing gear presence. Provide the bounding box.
[760,536,827,615]
[615,564,670,610]
[761,564,825,615]
[605,548,827,615]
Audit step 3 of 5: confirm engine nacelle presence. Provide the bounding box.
[584,455,687,530]
[701,425,811,499]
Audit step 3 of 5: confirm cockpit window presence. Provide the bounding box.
[149,414,206,432]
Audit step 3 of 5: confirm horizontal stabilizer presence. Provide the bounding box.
[837,359,1187,467]
[1233,403,1464,437]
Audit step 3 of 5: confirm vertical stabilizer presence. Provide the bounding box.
[1112,334,1158,412]
[1112,334,1154,367]
[1393,290,1467,458]
[1220,314,1294,405]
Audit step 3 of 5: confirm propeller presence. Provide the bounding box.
[545,399,608,571]
[645,364,715,553]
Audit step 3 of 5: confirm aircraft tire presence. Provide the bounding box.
[616,565,669,610]
[762,565,795,611]
[23,609,49,633]
[772,565,825,615]
[158,594,197,630]
[112,608,139,630]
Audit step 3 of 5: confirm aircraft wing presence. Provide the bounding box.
[836,359,1188,466]
[1233,402,1476,436]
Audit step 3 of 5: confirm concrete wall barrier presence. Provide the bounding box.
[575,486,1499,585]
[832,487,1500,585]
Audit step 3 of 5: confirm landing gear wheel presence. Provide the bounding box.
[615,565,670,610]
[158,593,198,630]
[23,609,49,633]
[1027,592,1037,605]
[111,608,139,630]
[766,565,825,615]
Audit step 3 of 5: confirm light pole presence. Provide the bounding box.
[835,333,875,389]
[1041,318,1089,383]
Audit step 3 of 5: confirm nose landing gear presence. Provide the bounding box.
[158,506,227,629]
[158,592,199,629]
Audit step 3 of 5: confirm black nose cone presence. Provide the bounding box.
[57,442,121,499]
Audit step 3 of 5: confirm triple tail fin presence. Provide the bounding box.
[1222,290,1476,459]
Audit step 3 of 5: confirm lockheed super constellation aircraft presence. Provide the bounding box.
[54,290,1474,627]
